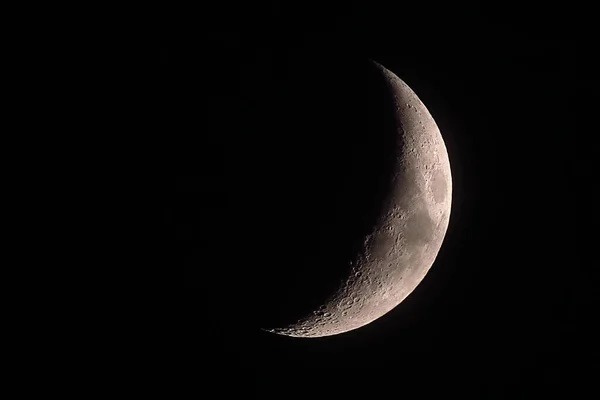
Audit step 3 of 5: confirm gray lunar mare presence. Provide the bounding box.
[266,62,453,338]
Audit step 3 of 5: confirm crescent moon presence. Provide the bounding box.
[264,61,453,338]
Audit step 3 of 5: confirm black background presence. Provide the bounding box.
[156,2,592,397]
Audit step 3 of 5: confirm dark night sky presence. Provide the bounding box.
[156,2,591,396]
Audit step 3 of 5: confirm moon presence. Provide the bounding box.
[263,61,453,338]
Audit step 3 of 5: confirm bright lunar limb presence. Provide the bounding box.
[264,61,453,338]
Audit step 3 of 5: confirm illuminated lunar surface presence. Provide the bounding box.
[264,61,453,338]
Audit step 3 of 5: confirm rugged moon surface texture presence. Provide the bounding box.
[264,61,453,338]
